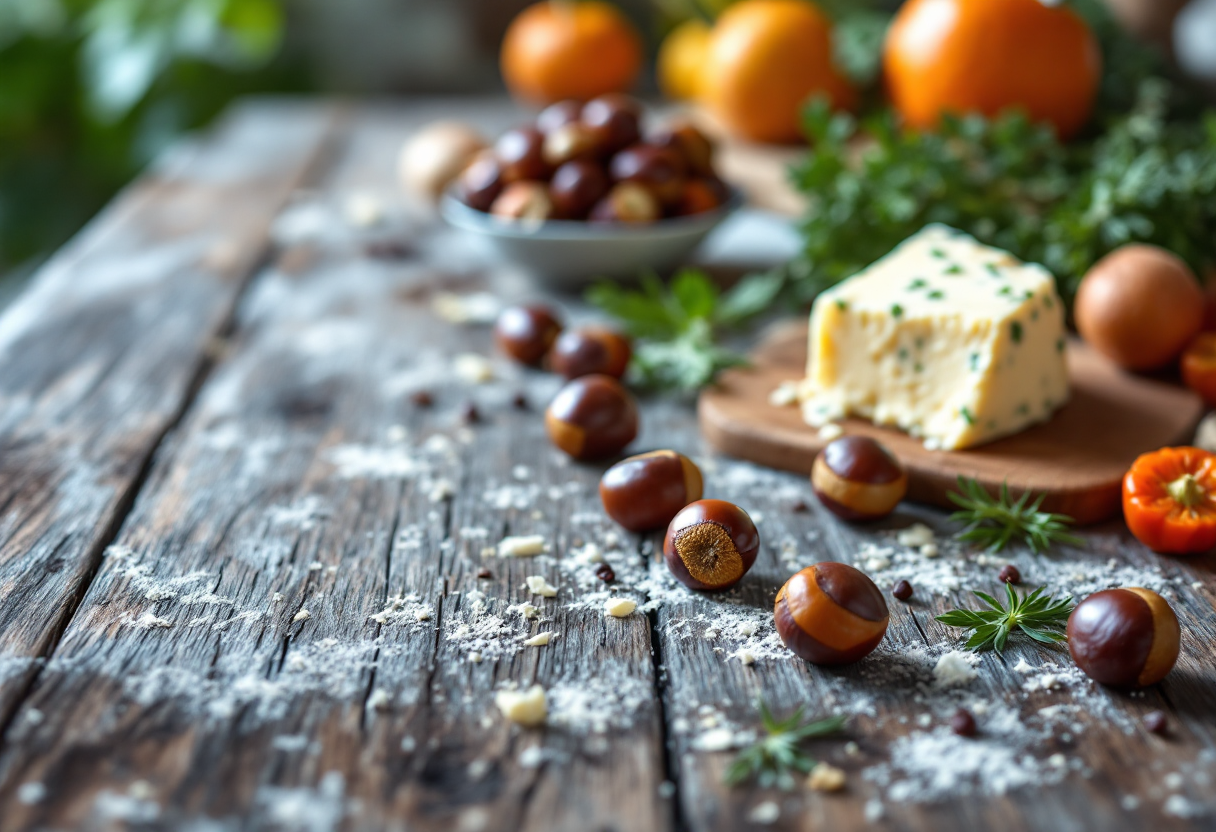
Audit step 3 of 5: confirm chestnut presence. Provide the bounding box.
[600,450,703,532]
[663,499,759,592]
[811,436,908,522]
[676,178,728,217]
[1067,588,1180,688]
[549,160,609,220]
[542,122,601,167]
[494,305,562,366]
[588,182,660,224]
[581,94,641,154]
[495,127,550,182]
[649,121,715,176]
[537,99,583,135]
[489,181,554,221]
[545,374,638,461]
[549,327,631,379]
[775,563,889,665]
[456,152,504,212]
[610,144,686,206]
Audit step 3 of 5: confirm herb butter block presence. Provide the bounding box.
[798,225,1069,450]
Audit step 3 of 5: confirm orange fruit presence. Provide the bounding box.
[884,0,1102,140]
[702,0,855,144]
[658,18,712,101]
[501,1,642,105]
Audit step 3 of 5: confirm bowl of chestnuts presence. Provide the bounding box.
[440,94,742,285]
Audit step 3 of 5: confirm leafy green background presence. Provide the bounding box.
[0,0,308,280]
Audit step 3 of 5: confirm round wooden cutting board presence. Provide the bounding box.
[698,321,1206,525]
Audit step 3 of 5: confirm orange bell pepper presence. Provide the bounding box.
[1123,446,1216,555]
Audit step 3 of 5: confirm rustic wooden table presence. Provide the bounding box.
[0,98,1213,832]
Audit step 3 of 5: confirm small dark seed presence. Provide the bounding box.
[364,240,416,260]
[790,499,809,513]
[950,709,977,737]
[998,565,1021,584]
[892,579,913,601]
[477,568,493,580]
[461,402,480,424]
[512,392,529,410]
[1144,711,1169,735]
[411,390,434,407]
[595,563,616,583]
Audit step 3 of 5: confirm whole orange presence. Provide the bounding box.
[884,0,1102,139]
[658,18,712,101]
[501,1,642,105]
[703,0,855,144]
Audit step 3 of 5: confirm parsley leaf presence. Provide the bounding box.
[586,268,783,391]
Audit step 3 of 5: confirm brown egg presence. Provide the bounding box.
[774,563,889,665]
[1075,244,1203,371]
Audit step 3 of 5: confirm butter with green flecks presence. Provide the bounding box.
[797,225,1069,450]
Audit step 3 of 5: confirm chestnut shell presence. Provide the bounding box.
[600,450,703,532]
[494,305,562,366]
[663,499,759,592]
[544,374,638,461]
[1067,588,1180,688]
[774,563,889,665]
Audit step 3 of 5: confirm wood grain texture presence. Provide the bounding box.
[699,321,1204,524]
[0,101,337,724]
[0,99,1212,832]
[0,105,671,832]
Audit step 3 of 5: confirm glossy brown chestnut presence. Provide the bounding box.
[663,499,759,592]
[600,450,704,532]
[549,327,631,379]
[495,127,550,182]
[489,181,555,221]
[774,563,889,665]
[581,94,641,154]
[649,121,715,176]
[494,305,563,366]
[456,152,504,212]
[542,122,602,167]
[588,182,660,223]
[537,99,583,135]
[549,160,609,219]
[1067,588,1180,688]
[811,436,908,521]
[609,144,686,206]
[545,374,638,461]
[675,178,727,217]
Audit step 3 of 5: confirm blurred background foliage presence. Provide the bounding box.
[0,0,308,280]
[0,0,1211,288]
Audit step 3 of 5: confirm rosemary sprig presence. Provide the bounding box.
[936,583,1075,653]
[724,700,846,790]
[948,477,1083,553]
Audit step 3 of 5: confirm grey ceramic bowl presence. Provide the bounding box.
[440,188,743,286]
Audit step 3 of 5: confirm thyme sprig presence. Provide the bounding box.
[936,584,1075,653]
[724,700,846,790]
[948,477,1083,553]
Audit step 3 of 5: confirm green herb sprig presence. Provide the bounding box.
[724,700,846,790]
[936,584,1074,653]
[586,267,783,391]
[948,477,1083,553]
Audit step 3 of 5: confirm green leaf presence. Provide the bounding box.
[725,701,845,789]
[937,586,1075,654]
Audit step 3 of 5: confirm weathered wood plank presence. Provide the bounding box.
[650,400,1216,830]
[0,106,672,831]
[0,101,337,724]
[1,96,1214,832]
